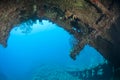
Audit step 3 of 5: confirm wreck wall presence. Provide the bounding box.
[91,17,120,68]
[0,0,120,68]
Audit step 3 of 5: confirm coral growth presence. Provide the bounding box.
[0,0,120,68]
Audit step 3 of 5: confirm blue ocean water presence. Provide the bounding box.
[0,20,105,80]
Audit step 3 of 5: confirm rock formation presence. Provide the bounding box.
[0,0,120,69]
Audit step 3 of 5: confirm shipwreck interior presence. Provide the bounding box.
[0,0,120,80]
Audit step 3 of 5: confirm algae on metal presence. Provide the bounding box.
[0,0,120,69]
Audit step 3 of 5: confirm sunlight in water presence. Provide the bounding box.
[11,20,56,35]
[0,20,105,80]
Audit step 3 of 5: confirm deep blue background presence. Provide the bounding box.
[0,20,105,80]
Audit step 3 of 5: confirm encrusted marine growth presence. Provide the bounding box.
[0,0,120,68]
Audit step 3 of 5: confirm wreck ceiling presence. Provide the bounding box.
[0,0,120,67]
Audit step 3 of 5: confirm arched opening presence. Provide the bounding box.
[0,20,110,80]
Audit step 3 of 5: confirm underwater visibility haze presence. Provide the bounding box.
[0,20,106,80]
